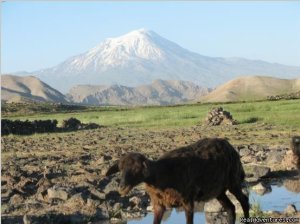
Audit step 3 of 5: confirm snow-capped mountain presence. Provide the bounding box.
[32,28,300,93]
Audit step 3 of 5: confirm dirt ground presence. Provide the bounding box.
[1,123,300,223]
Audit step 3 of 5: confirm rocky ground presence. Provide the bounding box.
[1,123,300,223]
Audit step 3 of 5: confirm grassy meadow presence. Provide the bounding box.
[2,99,300,129]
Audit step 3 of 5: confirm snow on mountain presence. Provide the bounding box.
[30,28,300,93]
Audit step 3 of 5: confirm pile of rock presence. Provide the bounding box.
[205,107,237,126]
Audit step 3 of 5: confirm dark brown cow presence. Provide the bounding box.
[106,138,249,224]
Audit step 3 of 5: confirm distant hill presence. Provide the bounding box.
[67,79,210,105]
[1,75,68,103]
[201,76,300,102]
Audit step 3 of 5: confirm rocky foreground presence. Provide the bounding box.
[1,123,300,223]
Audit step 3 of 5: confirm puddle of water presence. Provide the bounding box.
[128,183,300,224]
[128,210,205,224]
[250,185,300,211]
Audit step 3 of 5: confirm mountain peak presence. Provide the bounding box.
[126,28,153,36]
[77,29,166,68]
[33,29,300,93]
[105,28,155,42]
[109,28,158,46]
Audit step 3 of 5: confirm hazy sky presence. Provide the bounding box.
[2,1,300,73]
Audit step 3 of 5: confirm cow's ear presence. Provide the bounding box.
[106,161,119,176]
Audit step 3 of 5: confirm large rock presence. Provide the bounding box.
[205,212,228,224]
[47,187,69,201]
[283,179,300,193]
[239,147,252,157]
[65,193,86,207]
[89,187,106,200]
[252,182,272,195]
[284,204,297,214]
[100,176,120,194]
[251,165,271,179]
[267,149,285,164]
[204,199,224,213]
[9,194,24,204]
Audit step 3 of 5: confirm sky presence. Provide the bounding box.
[1,1,300,73]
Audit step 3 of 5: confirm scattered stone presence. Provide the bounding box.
[66,193,86,207]
[90,187,106,200]
[102,177,120,194]
[113,202,122,211]
[255,151,267,161]
[252,182,272,195]
[242,155,256,164]
[205,212,228,224]
[98,203,110,220]
[110,217,124,223]
[86,198,100,208]
[9,194,24,204]
[146,205,153,212]
[204,199,223,213]
[239,147,251,157]
[251,165,271,179]
[121,210,146,219]
[129,196,141,208]
[36,192,47,202]
[100,155,112,162]
[36,177,52,194]
[47,187,69,201]
[284,204,297,214]
[267,150,285,165]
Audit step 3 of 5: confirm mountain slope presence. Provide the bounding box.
[1,74,68,103]
[30,29,300,93]
[201,76,300,102]
[67,79,209,105]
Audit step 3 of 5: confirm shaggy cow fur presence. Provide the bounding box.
[106,138,250,224]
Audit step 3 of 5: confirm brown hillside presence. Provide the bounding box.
[1,74,67,103]
[201,76,300,102]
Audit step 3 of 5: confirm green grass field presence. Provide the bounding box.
[2,99,300,129]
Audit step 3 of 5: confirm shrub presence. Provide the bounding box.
[61,117,82,131]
